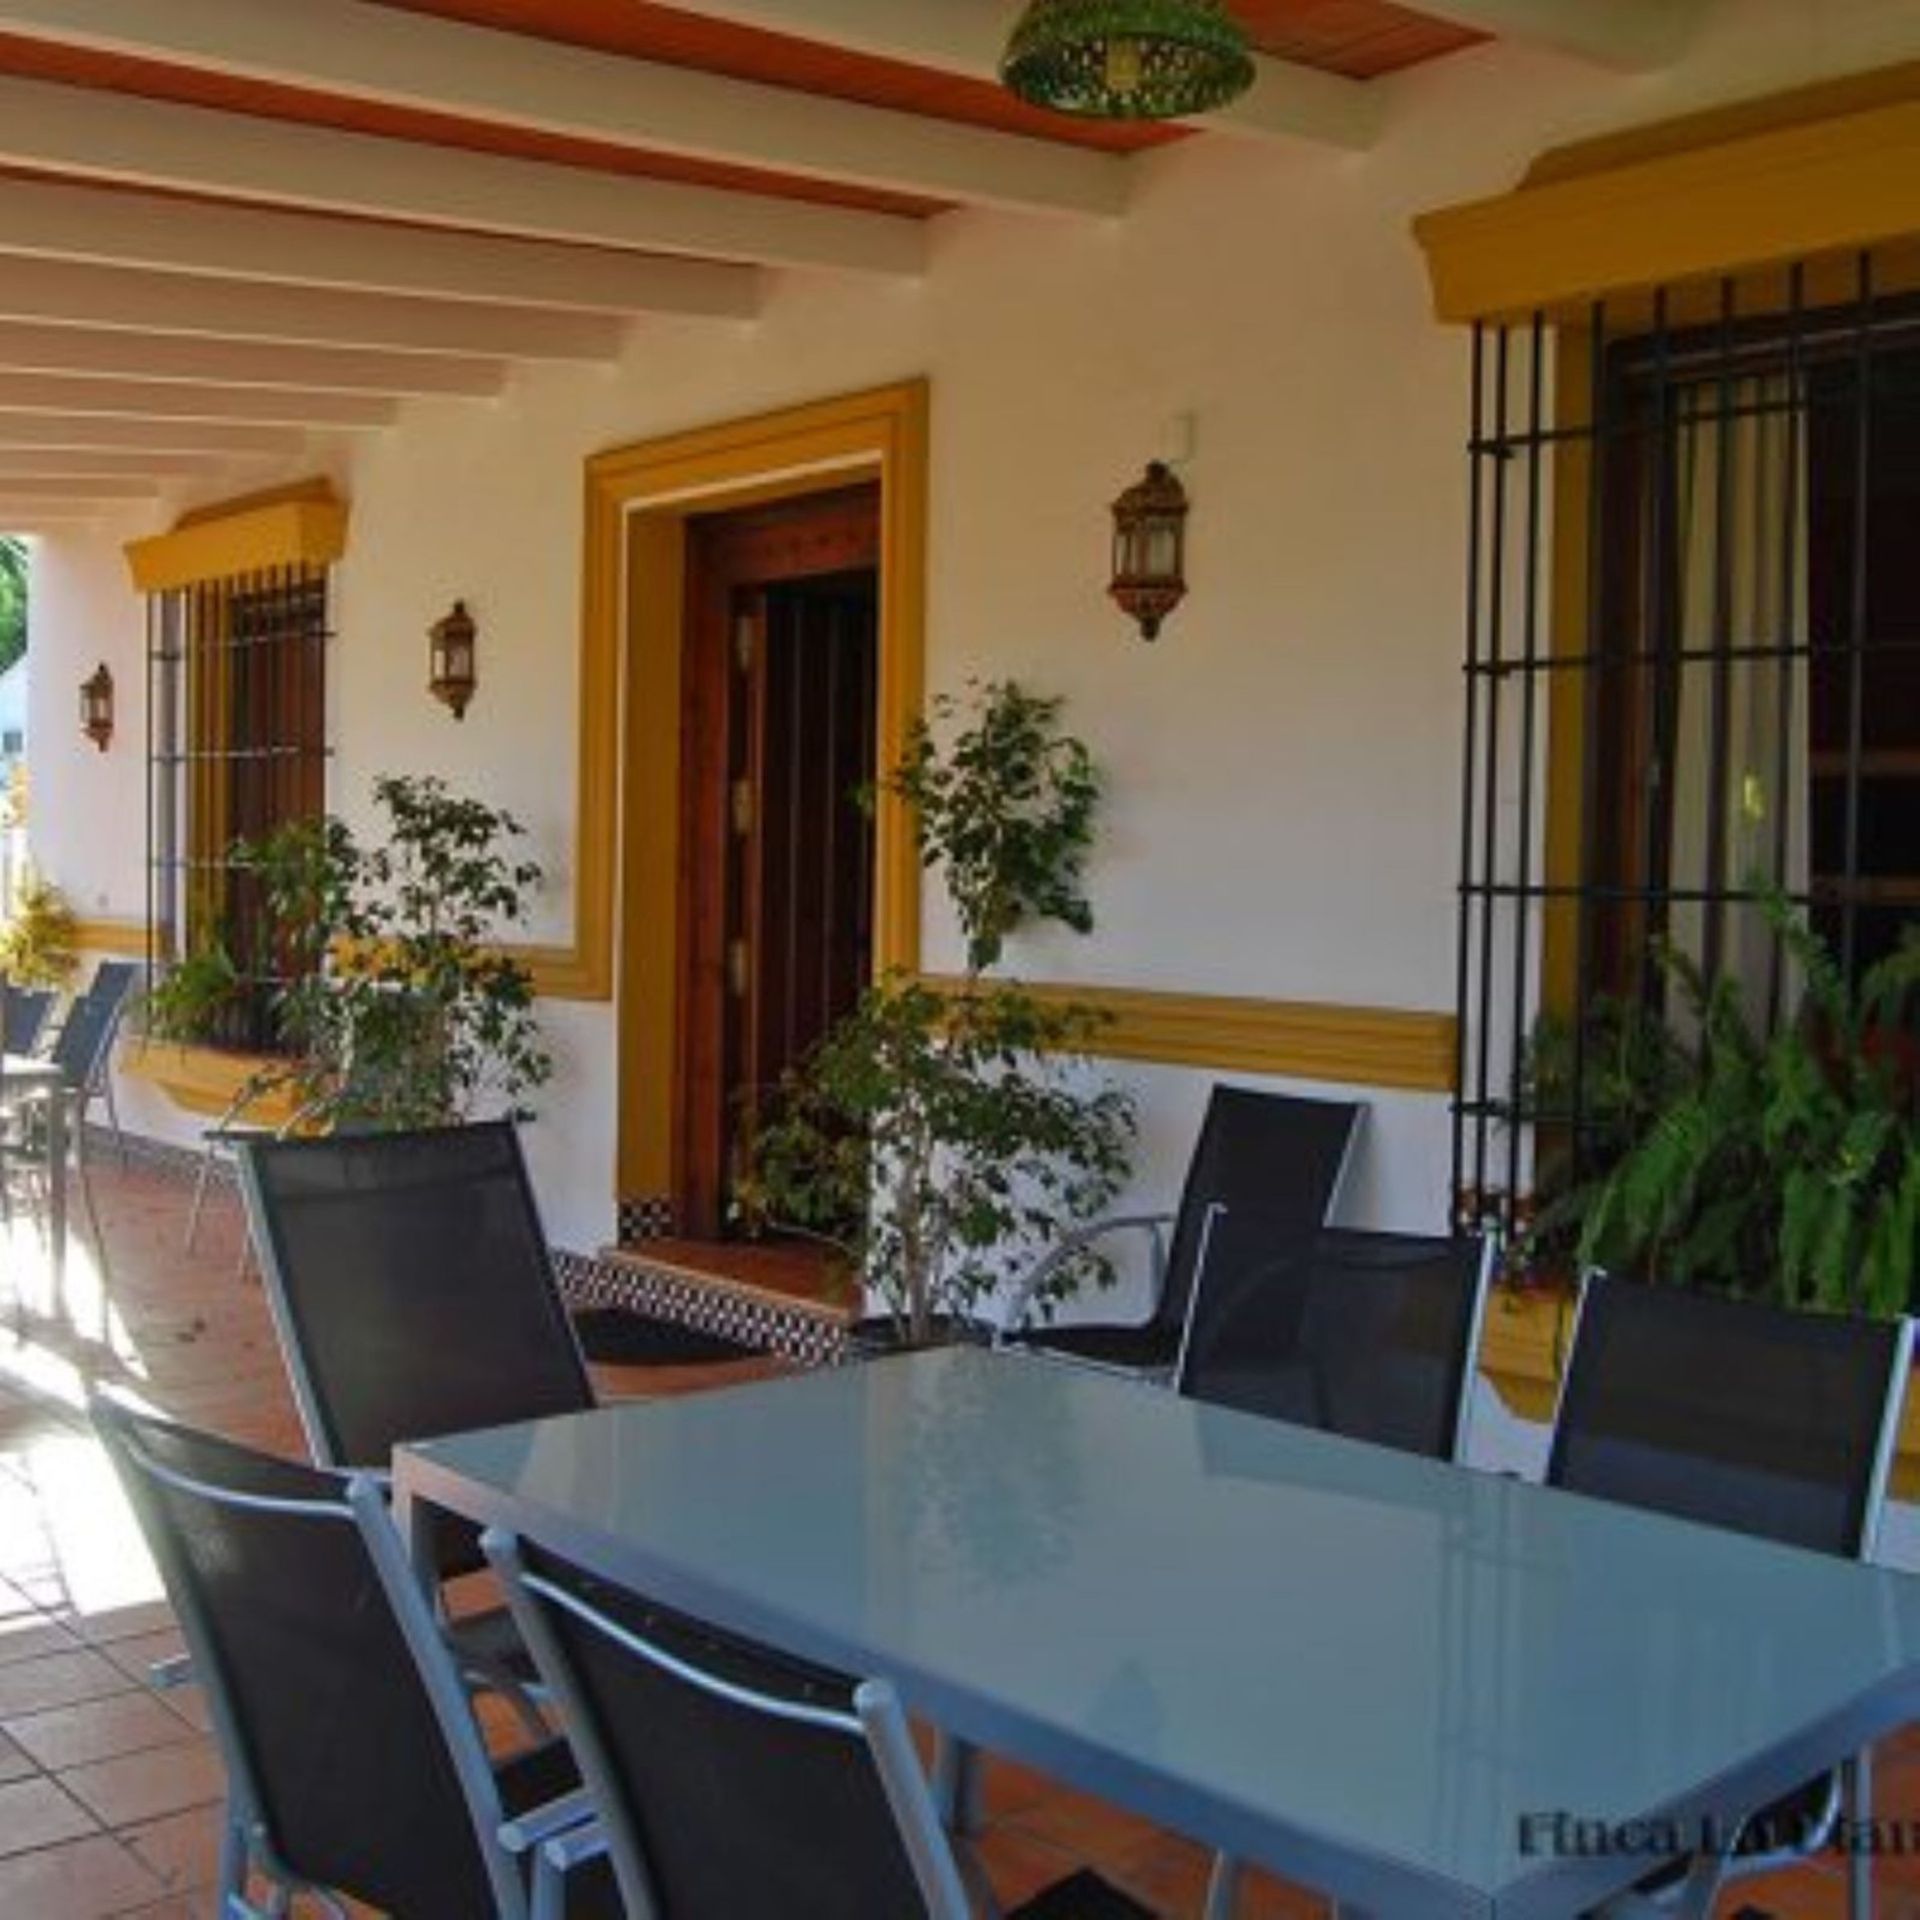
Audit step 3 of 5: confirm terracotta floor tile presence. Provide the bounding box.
[5,1690,202,1772]
[99,1632,187,1686]
[0,1607,82,1668]
[0,1726,39,1783]
[121,1804,225,1896]
[0,1834,164,1920]
[68,1602,175,1650]
[0,1775,101,1857]
[0,1650,134,1719]
[58,1740,224,1828]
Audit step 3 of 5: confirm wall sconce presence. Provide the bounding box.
[1109,460,1189,640]
[79,662,113,752]
[428,599,477,719]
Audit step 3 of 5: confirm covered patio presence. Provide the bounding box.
[2,0,1920,1915]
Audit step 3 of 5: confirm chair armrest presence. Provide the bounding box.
[500,1787,595,1855]
[532,1811,609,1920]
[994,1212,1174,1344]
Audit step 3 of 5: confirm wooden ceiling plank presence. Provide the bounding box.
[0,319,506,395]
[0,72,925,275]
[0,175,760,317]
[1391,0,1704,72]
[0,0,1127,217]
[0,446,229,476]
[654,0,1384,148]
[0,256,623,361]
[0,413,305,454]
[0,473,158,499]
[0,373,395,428]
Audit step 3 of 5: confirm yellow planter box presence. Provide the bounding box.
[1477,1282,1920,1500]
[123,1041,303,1131]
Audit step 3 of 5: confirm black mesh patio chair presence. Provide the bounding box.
[485,1527,1158,1920]
[1176,1210,1494,1464]
[91,1398,614,1920]
[234,1122,597,1714]
[997,1085,1365,1379]
[1181,1213,1491,1920]
[235,1121,595,1470]
[1547,1274,1914,1908]
[1,983,119,1242]
[2,983,55,1055]
[72,958,135,1159]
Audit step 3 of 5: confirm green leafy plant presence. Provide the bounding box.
[0,534,24,680]
[884,680,1098,974]
[138,939,244,1045]
[744,679,1135,1345]
[1569,895,1920,1317]
[0,870,79,991]
[241,774,552,1131]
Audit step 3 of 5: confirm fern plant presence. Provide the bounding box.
[1576,895,1920,1317]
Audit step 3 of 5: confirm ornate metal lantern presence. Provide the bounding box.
[1109,461,1189,639]
[79,662,114,752]
[428,600,477,719]
[1001,0,1255,121]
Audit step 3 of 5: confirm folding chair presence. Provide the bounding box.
[2,983,55,1055]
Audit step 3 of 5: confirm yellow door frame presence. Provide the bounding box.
[579,381,928,1222]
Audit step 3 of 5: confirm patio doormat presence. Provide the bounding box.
[569,1305,757,1366]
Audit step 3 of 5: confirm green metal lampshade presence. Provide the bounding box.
[1000,0,1256,121]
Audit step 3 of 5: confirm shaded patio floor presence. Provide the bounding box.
[0,1154,1914,1917]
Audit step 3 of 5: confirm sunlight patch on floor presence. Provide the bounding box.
[0,1429,163,1615]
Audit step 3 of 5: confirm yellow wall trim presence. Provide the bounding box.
[1415,70,1920,323]
[72,916,145,955]
[922,977,1457,1094]
[125,488,348,592]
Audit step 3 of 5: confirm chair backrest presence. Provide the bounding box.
[235,1122,594,1469]
[1547,1275,1913,1559]
[81,959,138,1016]
[1177,1212,1492,1461]
[1150,1086,1364,1339]
[91,1398,525,1920]
[2,984,55,1056]
[486,1530,969,1920]
[48,986,119,1093]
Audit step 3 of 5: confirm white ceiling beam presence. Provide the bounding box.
[0,177,760,318]
[0,0,1126,218]
[0,375,395,430]
[1381,0,1705,70]
[659,0,1382,149]
[0,414,305,457]
[0,258,621,362]
[0,447,229,479]
[0,74,924,277]
[0,321,505,396]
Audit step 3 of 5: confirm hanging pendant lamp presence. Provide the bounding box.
[1000,0,1256,121]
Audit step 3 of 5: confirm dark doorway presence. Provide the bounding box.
[676,485,879,1239]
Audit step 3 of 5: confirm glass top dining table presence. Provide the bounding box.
[395,1346,1920,1919]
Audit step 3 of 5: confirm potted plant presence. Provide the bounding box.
[241,774,553,1131]
[137,937,245,1045]
[742,679,1136,1348]
[0,870,79,992]
[1532,894,1919,1318]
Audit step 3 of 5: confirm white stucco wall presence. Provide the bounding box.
[23,0,1920,1282]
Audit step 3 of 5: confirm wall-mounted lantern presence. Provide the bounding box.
[428,599,477,719]
[1109,461,1189,640]
[79,662,114,752]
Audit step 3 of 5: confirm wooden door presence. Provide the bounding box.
[675,486,879,1238]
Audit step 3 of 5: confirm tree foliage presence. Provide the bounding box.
[0,536,26,679]
[746,679,1135,1343]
